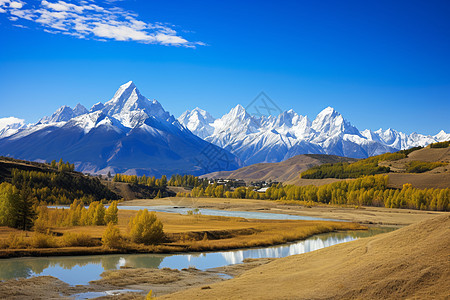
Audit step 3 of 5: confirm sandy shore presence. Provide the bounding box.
[121,197,446,226]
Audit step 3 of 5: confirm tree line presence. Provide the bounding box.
[179,175,449,211]
[50,158,75,172]
[113,173,208,188]
[34,200,119,232]
[430,141,450,148]
[11,168,118,204]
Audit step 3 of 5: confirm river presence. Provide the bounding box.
[0,226,393,285]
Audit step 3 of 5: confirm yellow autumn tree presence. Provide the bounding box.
[128,209,164,244]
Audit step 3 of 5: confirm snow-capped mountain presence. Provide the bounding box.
[178,105,449,165]
[1,81,448,174]
[0,81,241,176]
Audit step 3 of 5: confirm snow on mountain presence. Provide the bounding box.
[0,82,241,176]
[435,130,450,142]
[365,128,442,149]
[39,103,89,124]
[178,107,215,139]
[0,117,27,139]
[178,105,449,164]
[0,117,24,131]
[1,81,448,174]
[73,103,88,116]
[101,81,171,128]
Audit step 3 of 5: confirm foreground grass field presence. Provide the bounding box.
[159,214,450,300]
[0,209,364,257]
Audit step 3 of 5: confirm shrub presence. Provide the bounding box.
[30,233,57,248]
[128,210,164,245]
[62,232,98,247]
[5,233,28,249]
[102,222,123,249]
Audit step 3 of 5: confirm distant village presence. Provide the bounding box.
[207,178,281,192]
[92,172,281,193]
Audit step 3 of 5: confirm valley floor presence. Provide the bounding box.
[123,197,446,226]
[0,199,448,299]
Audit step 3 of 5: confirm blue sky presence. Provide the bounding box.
[0,0,449,135]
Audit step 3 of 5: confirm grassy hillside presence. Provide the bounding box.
[203,154,357,183]
[301,145,449,180]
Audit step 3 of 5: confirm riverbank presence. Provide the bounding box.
[121,197,446,226]
[0,209,363,258]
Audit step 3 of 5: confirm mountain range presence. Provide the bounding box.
[0,81,448,175]
[178,106,450,165]
[0,81,240,176]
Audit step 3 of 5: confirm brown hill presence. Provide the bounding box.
[160,214,450,300]
[203,154,356,185]
[381,146,450,189]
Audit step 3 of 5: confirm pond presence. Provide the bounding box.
[0,227,393,285]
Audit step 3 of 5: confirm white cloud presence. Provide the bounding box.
[9,1,22,9]
[0,0,203,47]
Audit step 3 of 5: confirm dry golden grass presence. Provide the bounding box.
[0,209,364,257]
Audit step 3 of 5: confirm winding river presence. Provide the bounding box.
[0,206,394,286]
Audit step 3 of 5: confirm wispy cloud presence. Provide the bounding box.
[0,0,202,47]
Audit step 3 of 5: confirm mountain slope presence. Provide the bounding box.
[0,82,241,176]
[179,106,448,164]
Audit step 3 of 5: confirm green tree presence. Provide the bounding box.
[13,187,37,230]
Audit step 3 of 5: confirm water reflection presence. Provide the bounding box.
[0,227,393,285]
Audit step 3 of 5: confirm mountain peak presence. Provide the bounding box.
[311,106,360,139]
[121,80,136,89]
[317,106,339,117]
[229,104,247,118]
[101,81,169,126]
[73,103,88,116]
[39,105,76,124]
